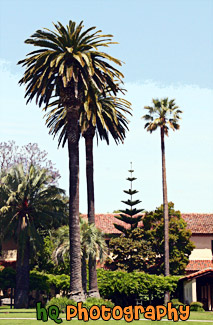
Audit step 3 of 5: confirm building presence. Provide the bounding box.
[84,213,213,310]
[1,213,213,309]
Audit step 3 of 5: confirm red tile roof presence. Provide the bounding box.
[81,213,213,235]
[180,267,213,280]
[181,214,213,234]
[81,214,125,234]
[186,260,213,272]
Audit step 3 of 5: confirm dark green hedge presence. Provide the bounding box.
[97,269,180,306]
[0,268,180,306]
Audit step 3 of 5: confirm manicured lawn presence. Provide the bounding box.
[0,320,213,325]
[0,308,212,324]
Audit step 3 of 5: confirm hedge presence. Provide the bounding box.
[97,269,180,306]
[0,268,180,306]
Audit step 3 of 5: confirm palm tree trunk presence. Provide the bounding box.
[160,127,170,304]
[81,251,87,295]
[84,128,100,298]
[67,109,85,302]
[14,229,30,309]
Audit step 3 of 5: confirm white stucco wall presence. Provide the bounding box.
[184,279,197,304]
[189,235,213,260]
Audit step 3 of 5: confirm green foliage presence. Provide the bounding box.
[0,267,16,289]
[114,164,143,235]
[143,98,182,136]
[46,297,114,313]
[0,164,68,249]
[29,271,49,292]
[105,227,155,272]
[29,271,70,294]
[190,302,205,312]
[107,202,194,275]
[84,297,114,309]
[1,268,180,308]
[171,298,185,309]
[18,20,124,148]
[97,269,180,306]
[47,274,70,293]
[30,236,57,274]
[143,202,195,275]
[46,297,77,313]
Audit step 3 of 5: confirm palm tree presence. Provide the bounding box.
[52,218,107,295]
[142,98,182,304]
[18,20,123,301]
[81,93,131,297]
[45,91,131,297]
[0,164,67,308]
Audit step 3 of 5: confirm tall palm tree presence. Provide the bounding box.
[45,91,131,297]
[81,93,131,297]
[18,20,123,301]
[142,98,182,304]
[52,219,107,295]
[0,164,67,308]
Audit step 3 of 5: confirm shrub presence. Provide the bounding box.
[30,271,49,292]
[29,271,70,294]
[46,297,77,313]
[84,297,114,309]
[171,299,185,309]
[190,301,205,312]
[0,267,16,290]
[46,297,114,313]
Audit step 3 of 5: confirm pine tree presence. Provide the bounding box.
[114,163,144,235]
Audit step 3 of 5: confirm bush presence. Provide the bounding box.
[171,299,185,309]
[29,271,70,294]
[190,301,205,312]
[46,297,77,313]
[30,271,49,292]
[84,297,114,309]
[0,267,16,290]
[46,297,114,313]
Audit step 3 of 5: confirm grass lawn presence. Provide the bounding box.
[0,308,212,324]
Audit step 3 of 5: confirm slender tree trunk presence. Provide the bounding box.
[81,251,87,295]
[84,128,100,298]
[14,217,30,308]
[67,108,85,302]
[160,127,170,304]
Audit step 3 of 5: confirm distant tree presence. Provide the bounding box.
[114,163,144,235]
[107,202,194,275]
[142,98,182,303]
[143,202,195,275]
[0,164,67,308]
[0,141,60,184]
[105,228,155,272]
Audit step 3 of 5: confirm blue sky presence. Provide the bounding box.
[0,0,212,213]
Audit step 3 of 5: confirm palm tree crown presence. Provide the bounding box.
[0,164,67,239]
[45,91,131,147]
[18,20,123,109]
[52,219,107,265]
[143,98,182,135]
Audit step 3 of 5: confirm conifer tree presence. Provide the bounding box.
[114,163,144,235]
